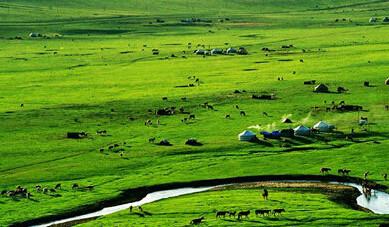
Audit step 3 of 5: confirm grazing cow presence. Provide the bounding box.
[181,97,187,101]
[255,209,271,216]
[207,105,214,110]
[273,208,285,216]
[109,145,114,150]
[139,206,143,212]
[263,112,269,117]
[149,137,156,143]
[235,105,240,109]
[20,103,24,107]
[225,114,231,119]
[320,167,331,174]
[55,184,61,190]
[240,111,246,116]
[383,173,388,181]
[99,148,104,152]
[238,211,250,220]
[49,188,56,193]
[189,114,196,120]
[43,188,49,194]
[385,105,388,111]
[300,59,304,63]
[72,183,79,190]
[228,211,236,218]
[162,97,168,101]
[129,206,133,213]
[216,211,228,218]
[190,217,204,225]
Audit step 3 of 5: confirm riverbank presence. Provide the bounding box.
[13,174,385,227]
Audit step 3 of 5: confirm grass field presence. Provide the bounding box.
[0,0,389,226]
[82,183,386,226]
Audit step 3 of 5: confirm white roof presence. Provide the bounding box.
[294,125,310,132]
[239,130,256,137]
[313,121,331,129]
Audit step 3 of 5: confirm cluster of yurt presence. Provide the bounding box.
[293,121,335,136]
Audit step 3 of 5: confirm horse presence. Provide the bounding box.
[190,216,204,225]
[273,208,285,216]
[238,210,250,219]
[320,167,331,174]
[228,211,236,218]
[255,209,271,216]
[216,211,228,218]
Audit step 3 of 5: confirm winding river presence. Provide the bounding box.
[34,181,389,227]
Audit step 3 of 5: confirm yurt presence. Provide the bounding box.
[238,130,256,141]
[294,125,311,136]
[313,121,334,132]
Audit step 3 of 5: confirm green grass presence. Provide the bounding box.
[82,187,387,226]
[0,0,389,226]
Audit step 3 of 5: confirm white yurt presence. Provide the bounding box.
[313,121,334,132]
[294,125,311,136]
[238,130,256,141]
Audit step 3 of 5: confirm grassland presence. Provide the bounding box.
[82,183,386,226]
[0,0,389,226]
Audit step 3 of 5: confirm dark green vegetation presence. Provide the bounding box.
[0,0,388,226]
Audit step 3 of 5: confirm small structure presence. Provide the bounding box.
[282,118,293,123]
[29,32,42,38]
[67,132,87,139]
[194,49,206,55]
[385,78,389,85]
[369,17,378,23]
[313,121,334,132]
[185,138,203,146]
[237,47,248,55]
[226,48,237,54]
[210,48,223,55]
[261,131,281,139]
[314,84,329,93]
[280,129,294,137]
[238,130,256,141]
[294,125,311,136]
[158,139,172,146]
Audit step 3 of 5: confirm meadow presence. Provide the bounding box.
[0,0,389,226]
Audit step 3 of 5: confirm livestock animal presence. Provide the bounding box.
[240,111,246,116]
[235,105,239,109]
[364,171,369,179]
[72,183,79,190]
[228,211,236,218]
[189,114,196,120]
[384,173,388,181]
[320,167,331,174]
[190,217,204,225]
[255,209,271,216]
[338,169,351,176]
[85,185,94,190]
[262,189,269,200]
[55,184,61,190]
[273,208,285,216]
[149,137,156,143]
[99,148,104,152]
[216,211,228,218]
[238,211,250,219]
[225,114,231,119]
[162,97,168,101]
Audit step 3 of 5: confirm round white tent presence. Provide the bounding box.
[294,125,310,136]
[238,130,256,141]
[313,121,334,132]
